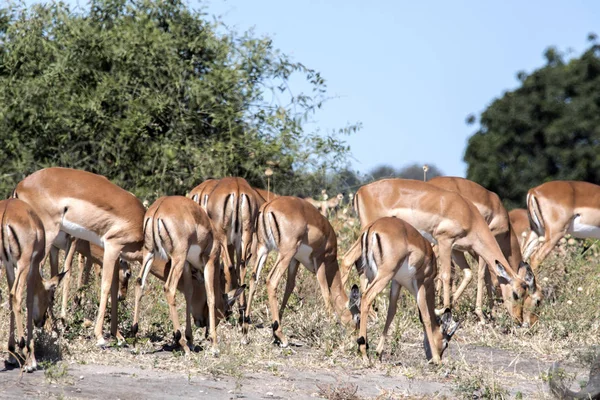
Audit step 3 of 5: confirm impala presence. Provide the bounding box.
[133,196,243,353]
[527,180,600,269]
[428,177,540,325]
[190,178,263,320]
[1,199,65,372]
[304,193,344,217]
[353,179,534,323]
[243,196,358,346]
[342,217,459,364]
[508,208,539,258]
[188,178,219,211]
[14,167,145,346]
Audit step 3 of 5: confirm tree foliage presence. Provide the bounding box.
[0,0,358,200]
[464,37,600,209]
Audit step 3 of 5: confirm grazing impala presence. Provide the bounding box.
[428,177,540,324]
[341,217,459,364]
[353,179,534,323]
[1,199,65,372]
[243,196,358,346]
[508,208,539,258]
[527,180,600,269]
[133,196,243,353]
[14,167,145,346]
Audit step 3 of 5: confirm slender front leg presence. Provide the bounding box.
[111,258,125,345]
[60,238,78,320]
[450,251,473,305]
[437,240,453,310]
[376,280,401,357]
[204,255,219,353]
[95,245,121,347]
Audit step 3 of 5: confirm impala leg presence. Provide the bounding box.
[377,280,401,358]
[132,252,154,336]
[475,256,488,323]
[182,262,194,348]
[60,238,78,320]
[315,259,334,315]
[95,245,121,347]
[437,241,453,311]
[450,251,473,305]
[49,246,60,279]
[242,247,269,342]
[164,256,189,353]
[530,229,568,270]
[12,264,27,354]
[204,255,219,353]
[267,252,295,347]
[358,270,394,363]
[5,263,18,366]
[110,257,125,345]
[416,279,441,364]
[279,258,299,320]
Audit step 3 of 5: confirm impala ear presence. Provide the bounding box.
[225,285,246,307]
[495,261,512,282]
[44,271,67,292]
[519,261,536,290]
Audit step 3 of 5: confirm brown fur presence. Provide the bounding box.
[243,196,356,346]
[341,217,459,364]
[0,199,65,371]
[354,179,533,324]
[14,167,145,346]
[428,177,541,325]
[527,181,600,269]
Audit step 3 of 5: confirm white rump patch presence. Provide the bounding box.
[61,218,103,248]
[568,215,600,239]
[294,244,315,272]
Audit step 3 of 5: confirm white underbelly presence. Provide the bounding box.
[60,218,103,248]
[568,215,600,239]
[186,244,202,268]
[418,230,438,245]
[393,258,418,296]
[294,244,315,272]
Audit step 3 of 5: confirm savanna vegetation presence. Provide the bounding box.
[1,0,600,397]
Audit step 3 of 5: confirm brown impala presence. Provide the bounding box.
[14,167,145,346]
[428,177,541,325]
[1,199,66,372]
[527,180,600,268]
[244,196,358,346]
[352,179,534,323]
[342,217,459,364]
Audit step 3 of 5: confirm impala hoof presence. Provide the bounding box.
[240,336,250,345]
[96,337,108,348]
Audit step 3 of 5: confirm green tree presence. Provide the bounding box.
[0,0,358,200]
[464,36,600,209]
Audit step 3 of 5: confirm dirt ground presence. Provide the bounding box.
[0,340,586,399]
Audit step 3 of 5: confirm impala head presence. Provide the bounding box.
[117,258,131,301]
[495,261,536,323]
[348,284,361,328]
[33,271,67,328]
[518,261,542,326]
[424,308,460,364]
[191,270,246,328]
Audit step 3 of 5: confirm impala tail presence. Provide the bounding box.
[527,192,545,238]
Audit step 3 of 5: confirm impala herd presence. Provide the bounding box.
[1,167,599,372]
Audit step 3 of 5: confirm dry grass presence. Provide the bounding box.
[1,213,599,398]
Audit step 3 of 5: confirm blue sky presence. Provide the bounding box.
[200,0,600,177]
